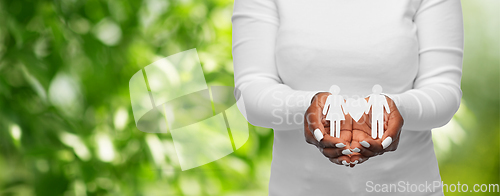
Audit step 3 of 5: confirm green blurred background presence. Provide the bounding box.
[0,0,497,195]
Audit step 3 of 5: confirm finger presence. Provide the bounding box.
[329,158,342,165]
[353,129,384,153]
[380,98,403,150]
[305,106,327,142]
[321,136,351,153]
[305,108,327,147]
[304,130,317,146]
[329,156,351,167]
[304,124,321,147]
[350,141,377,157]
[348,152,360,167]
[321,147,344,159]
[383,136,400,152]
[350,154,370,165]
[351,118,385,155]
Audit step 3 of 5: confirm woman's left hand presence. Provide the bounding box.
[348,96,404,167]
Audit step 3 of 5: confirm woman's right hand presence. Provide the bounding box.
[304,92,353,166]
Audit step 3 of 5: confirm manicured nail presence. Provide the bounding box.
[382,137,393,149]
[342,149,352,155]
[314,129,323,142]
[360,141,370,148]
[352,160,359,165]
[342,160,349,166]
[352,148,360,153]
[335,143,346,148]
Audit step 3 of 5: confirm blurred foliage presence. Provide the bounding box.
[432,1,499,195]
[0,0,497,195]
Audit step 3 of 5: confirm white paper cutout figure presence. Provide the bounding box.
[365,84,391,139]
[323,85,347,138]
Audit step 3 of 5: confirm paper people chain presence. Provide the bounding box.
[324,84,391,139]
[322,85,347,138]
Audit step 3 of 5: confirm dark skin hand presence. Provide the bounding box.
[304,92,353,166]
[304,93,404,167]
[349,96,404,166]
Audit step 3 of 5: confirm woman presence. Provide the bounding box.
[231,0,463,195]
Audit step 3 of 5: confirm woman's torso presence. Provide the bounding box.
[275,0,420,97]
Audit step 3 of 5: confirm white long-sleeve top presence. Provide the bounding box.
[232,0,463,131]
[232,0,463,195]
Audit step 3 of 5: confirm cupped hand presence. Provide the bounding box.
[304,92,353,166]
[349,96,404,166]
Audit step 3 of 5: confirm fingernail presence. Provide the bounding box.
[342,160,350,166]
[382,137,393,149]
[352,148,360,153]
[360,141,370,148]
[342,149,352,155]
[314,129,323,142]
[352,160,359,165]
[335,143,346,148]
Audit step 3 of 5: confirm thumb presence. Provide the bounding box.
[306,109,327,143]
[380,100,403,149]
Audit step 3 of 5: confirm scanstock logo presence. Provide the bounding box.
[129,48,248,171]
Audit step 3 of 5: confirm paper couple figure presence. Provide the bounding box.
[365,84,391,139]
[323,85,347,138]
[323,84,391,139]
